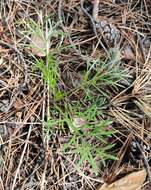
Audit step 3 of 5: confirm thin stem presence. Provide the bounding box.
[92,0,100,21]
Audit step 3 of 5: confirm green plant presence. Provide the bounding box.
[22,15,66,99]
[67,103,116,174]
[74,52,125,100]
[45,100,116,175]
[21,14,65,54]
[23,15,122,175]
[35,55,64,100]
[41,48,123,175]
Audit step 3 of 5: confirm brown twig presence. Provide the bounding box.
[92,0,100,21]
[0,176,4,190]
[80,0,108,54]
[136,141,151,185]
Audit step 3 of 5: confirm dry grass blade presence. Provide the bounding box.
[133,61,151,96]
[110,106,150,140]
[11,125,32,190]
[110,61,151,144]
[132,61,151,118]
[134,97,151,119]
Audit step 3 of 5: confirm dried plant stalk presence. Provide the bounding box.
[92,0,100,21]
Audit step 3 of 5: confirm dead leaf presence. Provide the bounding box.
[73,116,87,128]
[98,169,146,190]
[30,35,46,57]
[122,45,135,60]
[70,116,87,133]
[14,99,24,109]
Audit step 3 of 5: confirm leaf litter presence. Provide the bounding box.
[98,169,146,190]
[0,0,151,190]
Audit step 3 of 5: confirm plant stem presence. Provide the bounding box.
[92,0,100,21]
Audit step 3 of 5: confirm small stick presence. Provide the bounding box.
[136,141,151,185]
[92,0,100,21]
[80,0,108,54]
